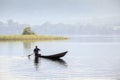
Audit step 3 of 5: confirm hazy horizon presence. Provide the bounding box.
[0,0,120,25]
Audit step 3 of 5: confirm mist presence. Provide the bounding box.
[0,0,120,25]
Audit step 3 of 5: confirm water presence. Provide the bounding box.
[0,36,120,80]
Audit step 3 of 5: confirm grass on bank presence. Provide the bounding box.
[0,35,68,41]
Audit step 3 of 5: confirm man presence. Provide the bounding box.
[33,46,41,57]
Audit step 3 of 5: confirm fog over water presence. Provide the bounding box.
[0,37,120,80]
[0,0,120,80]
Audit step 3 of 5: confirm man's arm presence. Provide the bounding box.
[38,48,41,51]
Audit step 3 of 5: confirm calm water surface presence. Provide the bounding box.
[0,37,120,80]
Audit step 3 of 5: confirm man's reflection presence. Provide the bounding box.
[34,57,40,71]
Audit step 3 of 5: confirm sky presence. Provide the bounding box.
[0,0,120,25]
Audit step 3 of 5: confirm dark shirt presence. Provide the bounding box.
[34,48,40,56]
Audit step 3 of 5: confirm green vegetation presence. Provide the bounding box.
[0,35,68,41]
[22,27,35,35]
[0,26,68,41]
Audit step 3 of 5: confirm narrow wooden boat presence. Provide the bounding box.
[39,51,68,59]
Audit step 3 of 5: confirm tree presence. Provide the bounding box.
[22,26,35,35]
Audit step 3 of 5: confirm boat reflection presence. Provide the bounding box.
[44,58,68,67]
[28,56,68,70]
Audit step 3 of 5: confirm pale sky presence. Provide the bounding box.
[0,0,120,25]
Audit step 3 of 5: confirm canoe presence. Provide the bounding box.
[39,51,68,59]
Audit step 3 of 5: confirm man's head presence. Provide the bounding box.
[35,46,38,48]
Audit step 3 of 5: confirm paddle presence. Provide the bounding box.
[28,53,34,57]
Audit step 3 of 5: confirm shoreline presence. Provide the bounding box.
[0,35,69,41]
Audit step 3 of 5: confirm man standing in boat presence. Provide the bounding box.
[34,46,41,57]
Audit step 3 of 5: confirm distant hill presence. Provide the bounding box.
[33,22,120,35]
[0,20,120,35]
[0,21,23,35]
